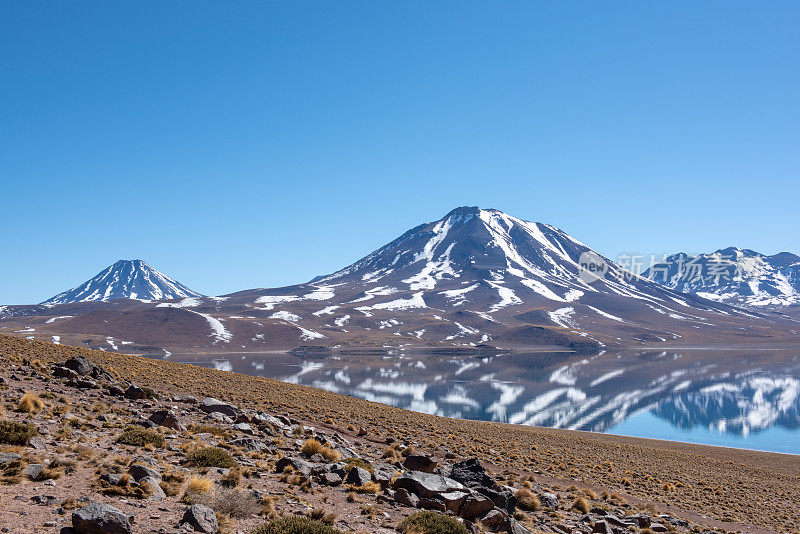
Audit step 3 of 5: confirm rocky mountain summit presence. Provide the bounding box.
[644,247,800,307]
[42,259,203,305]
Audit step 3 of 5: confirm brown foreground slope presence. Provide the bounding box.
[1,334,799,534]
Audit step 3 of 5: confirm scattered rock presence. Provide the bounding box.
[72,501,133,534]
[148,410,185,431]
[403,454,437,473]
[345,466,372,486]
[128,464,162,483]
[393,471,467,499]
[180,504,218,533]
[24,463,44,481]
[539,492,559,509]
[124,385,147,400]
[0,452,21,466]
[199,397,238,418]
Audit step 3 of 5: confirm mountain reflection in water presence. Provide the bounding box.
[155,349,800,454]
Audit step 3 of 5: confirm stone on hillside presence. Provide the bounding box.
[53,366,79,379]
[439,490,469,514]
[199,397,238,417]
[24,463,44,480]
[275,456,313,476]
[393,471,466,499]
[64,355,95,376]
[149,410,185,431]
[141,477,166,501]
[459,493,494,520]
[345,466,372,486]
[0,452,22,466]
[403,454,437,473]
[394,487,420,508]
[233,422,253,434]
[446,457,499,490]
[128,464,161,483]
[538,492,559,509]
[480,508,510,531]
[180,504,218,533]
[72,501,133,534]
[124,385,147,400]
[319,472,342,486]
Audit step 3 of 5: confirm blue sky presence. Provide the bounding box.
[1,1,798,303]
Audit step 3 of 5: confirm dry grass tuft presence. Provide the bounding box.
[300,439,341,462]
[17,392,44,413]
[516,488,540,511]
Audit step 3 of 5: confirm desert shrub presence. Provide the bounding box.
[211,487,262,518]
[186,446,236,468]
[398,511,469,534]
[0,420,38,445]
[345,481,381,494]
[117,426,165,448]
[516,488,540,511]
[300,439,340,462]
[571,496,589,514]
[251,515,343,534]
[17,392,44,413]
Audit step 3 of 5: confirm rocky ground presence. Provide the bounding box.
[0,335,798,534]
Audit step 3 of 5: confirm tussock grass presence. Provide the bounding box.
[398,511,469,534]
[117,426,165,448]
[300,439,340,462]
[251,516,344,534]
[0,420,37,445]
[516,488,540,511]
[185,446,236,468]
[17,392,44,413]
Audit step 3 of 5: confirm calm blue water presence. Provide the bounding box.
[155,348,800,455]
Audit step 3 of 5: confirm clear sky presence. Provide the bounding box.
[1,1,798,304]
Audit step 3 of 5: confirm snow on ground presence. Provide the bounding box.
[519,279,566,302]
[296,325,325,340]
[51,335,60,344]
[270,311,301,323]
[590,369,625,387]
[586,306,628,323]
[15,328,35,333]
[45,316,74,323]
[446,322,479,340]
[303,285,336,300]
[106,337,118,350]
[548,307,576,328]
[349,286,399,303]
[313,305,340,316]
[334,315,350,327]
[439,283,479,305]
[487,282,521,312]
[563,289,583,302]
[188,311,233,343]
[156,297,203,308]
[356,292,427,312]
[254,295,301,310]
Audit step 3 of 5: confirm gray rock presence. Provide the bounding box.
[395,487,420,508]
[181,504,218,533]
[592,520,611,534]
[418,497,447,512]
[439,490,469,514]
[319,472,342,486]
[538,492,559,509]
[345,466,372,486]
[24,463,44,480]
[0,452,21,466]
[63,355,95,376]
[480,508,510,531]
[148,410,185,431]
[53,366,80,379]
[140,477,165,501]
[373,467,394,488]
[124,385,147,400]
[229,437,268,452]
[275,456,313,476]
[393,471,466,499]
[403,454,437,473]
[509,519,531,534]
[199,397,238,417]
[459,493,494,520]
[446,457,498,490]
[72,501,133,534]
[128,464,162,483]
[232,422,253,434]
[172,395,199,404]
[28,436,47,450]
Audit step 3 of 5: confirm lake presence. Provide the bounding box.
[151,348,800,455]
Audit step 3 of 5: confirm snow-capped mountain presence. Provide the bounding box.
[642,247,800,307]
[42,260,203,305]
[5,208,796,353]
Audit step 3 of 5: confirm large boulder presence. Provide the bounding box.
[149,410,185,431]
[446,457,499,490]
[0,452,21,466]
[403,454,437,473]
[63,355,95,376]
[393,471,466,499]
[72,501,133,534]
[181,504,218,533]
[459,493,494,520]
[199,397,238,417]
[275,456,313,476]
[345,466,372,486]
[128,464,162,483]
